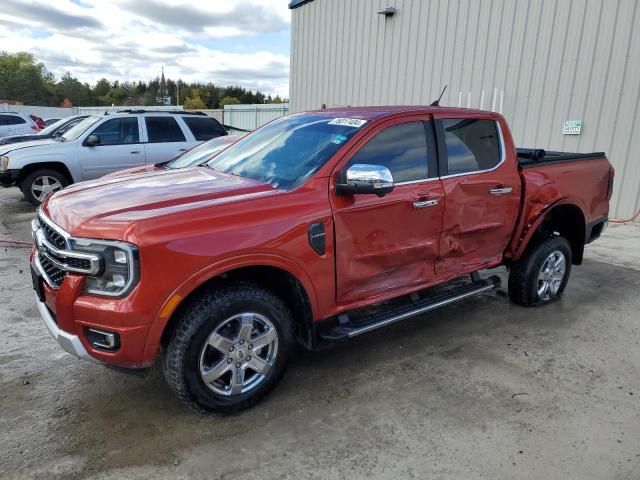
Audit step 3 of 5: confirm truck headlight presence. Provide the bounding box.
[1,156,8,171]
[70,239,139,297]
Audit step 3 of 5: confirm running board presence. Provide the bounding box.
[319,276,501,340]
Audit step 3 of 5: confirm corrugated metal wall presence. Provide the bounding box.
[223,104,289,131]
[290,0,640,218]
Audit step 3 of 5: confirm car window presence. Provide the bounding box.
[3,115,26,125]
[0,115,7,126]
[442,119,501,175]
[347,121,429,183]
[62,116,102,141]
[166,137,234,169]
[90,118,140,145]
[40,117,72,135]
[145,117,186,143]
[182,116,226,141]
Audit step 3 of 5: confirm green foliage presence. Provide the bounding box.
[219,96,241,107]
[0,51,273,108]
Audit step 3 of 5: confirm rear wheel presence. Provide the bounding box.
[508,236,572,307]
[163,282,293,414]
[21,169,68,206]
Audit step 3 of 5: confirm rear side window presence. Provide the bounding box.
[442,119,501,175]
[182,116,226,141]
[90,118,140,145]
[2,115,26,125]
[347,121,429,183]
[145,117,186,143]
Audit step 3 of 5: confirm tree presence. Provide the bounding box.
[183,89,207,109]
[0,52,56,105]
[219,96,241,107]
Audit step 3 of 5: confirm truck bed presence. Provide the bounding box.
[517,148,606,167]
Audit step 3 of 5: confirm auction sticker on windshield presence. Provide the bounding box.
[328,118,367,128]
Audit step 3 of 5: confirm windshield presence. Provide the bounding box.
[61,115,102,141]
[206,114,365,190]
[39,118,68,135]
[166,136,235,169]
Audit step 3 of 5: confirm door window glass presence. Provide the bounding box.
[91,118,139,145]
[442,119,501,175]
[145,117,186,143]
[347,121,429,183]
[182,116,226,141]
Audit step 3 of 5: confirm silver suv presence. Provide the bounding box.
[0,110,227,205]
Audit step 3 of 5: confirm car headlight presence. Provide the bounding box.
[1,156,8,171]
[70,238,139,297]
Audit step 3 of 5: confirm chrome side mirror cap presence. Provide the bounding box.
[336,163,394,197]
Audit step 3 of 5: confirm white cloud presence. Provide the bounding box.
[0,0,291,96]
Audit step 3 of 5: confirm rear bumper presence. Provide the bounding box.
[36,293,101,364]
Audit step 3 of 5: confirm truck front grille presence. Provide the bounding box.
[38,252,66,287]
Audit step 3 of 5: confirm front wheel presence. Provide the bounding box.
[508,236,572,307]
[20,169,68,206]
[163,282,293,414]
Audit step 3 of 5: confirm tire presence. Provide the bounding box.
[21,169,68,206]
[163,282,294,414]
[508,235,572,307]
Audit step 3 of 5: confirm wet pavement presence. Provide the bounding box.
[1,186,639,479]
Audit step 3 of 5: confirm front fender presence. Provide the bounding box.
[141,252,320,364]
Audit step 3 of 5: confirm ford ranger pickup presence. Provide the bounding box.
[30,106,613,413]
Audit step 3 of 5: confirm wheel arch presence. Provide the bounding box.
[17,161,75,186]
[515,201,587,265]
[143,255,319,363]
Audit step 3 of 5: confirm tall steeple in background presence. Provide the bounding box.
[156,66,170,106]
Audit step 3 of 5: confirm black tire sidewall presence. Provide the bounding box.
[21,169,68,206]
[168,285,293,413]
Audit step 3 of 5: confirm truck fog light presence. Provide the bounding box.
[84,328,120,351]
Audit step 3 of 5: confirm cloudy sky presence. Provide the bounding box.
[0,0,291,96]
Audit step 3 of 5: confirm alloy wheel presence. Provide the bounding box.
[537,250,566,301]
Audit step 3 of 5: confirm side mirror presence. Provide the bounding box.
[85,134,101,146]
[336,164,394,197]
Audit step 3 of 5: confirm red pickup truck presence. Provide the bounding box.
[30,106,613,413]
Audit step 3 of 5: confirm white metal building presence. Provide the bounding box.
[289,0,640,218]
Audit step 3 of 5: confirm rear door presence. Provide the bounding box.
[78,117,145,179]
[331,116,444,306]
[142,116,193,164]
[0,115,14,138]
[434,115,521,278]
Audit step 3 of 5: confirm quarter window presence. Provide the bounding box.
[182,116,226,141]
[348,121,429,183]
[442,119,501,175]
[145,117,186,143]
[90,118,139,145]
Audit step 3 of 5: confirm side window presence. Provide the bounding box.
[442,119,501,175]
[91,118,139,145]
[182,116,226,141]
[145,117,186,143]
[0,115,7,126]
[4,115,26,125]
[348,121,429,183]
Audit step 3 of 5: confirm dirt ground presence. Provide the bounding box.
[1,186,639,480]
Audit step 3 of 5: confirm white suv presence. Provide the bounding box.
[0,110,227,205]
[0,112,39,138]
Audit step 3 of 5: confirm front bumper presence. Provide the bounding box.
[35,292,101,364]
[0,169,19,187]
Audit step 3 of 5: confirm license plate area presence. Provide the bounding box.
[31,263,45,302]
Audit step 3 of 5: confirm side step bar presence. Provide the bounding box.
[319,275,501,340]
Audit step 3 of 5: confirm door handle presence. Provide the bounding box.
[130,150,141,154]
[489,187,513,195]
[413,199,439,208]
[178,148,187,152]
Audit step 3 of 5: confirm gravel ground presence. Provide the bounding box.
[1,186,639,480]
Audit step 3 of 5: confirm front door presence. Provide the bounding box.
[331,117,444,306]
[79,117,145,180]
[435,116,521,278]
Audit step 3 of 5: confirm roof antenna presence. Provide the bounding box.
[430,85,447,106]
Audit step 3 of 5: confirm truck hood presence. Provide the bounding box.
[0,138,59,155]
[42,167,277,238]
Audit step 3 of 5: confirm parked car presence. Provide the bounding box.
[0,115,89,146]
[29,115,47,130]
[105,134,242,177]
[30,106,613,413]
[0,110,227,205]
[0,112,39,138]
[44,118,61,126]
